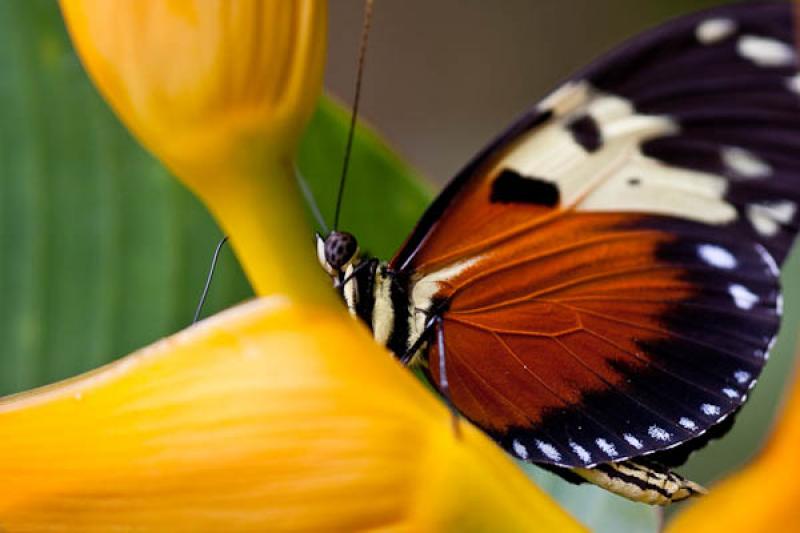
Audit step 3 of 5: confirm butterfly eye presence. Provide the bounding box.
[324,231,359,271]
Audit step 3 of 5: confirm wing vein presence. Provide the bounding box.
[550,336,693,436]
[560,303,763,363]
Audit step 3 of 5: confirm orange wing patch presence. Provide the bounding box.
[427,214,686,429]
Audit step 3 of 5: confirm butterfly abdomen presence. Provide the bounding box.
[344,261,417,358]
[574,461,707,505]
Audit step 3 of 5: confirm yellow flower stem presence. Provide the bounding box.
[197,152,338,307]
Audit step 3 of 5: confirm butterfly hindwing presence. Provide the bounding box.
[391,2,799,468]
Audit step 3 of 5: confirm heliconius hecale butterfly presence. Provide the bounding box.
[315,2,800,505]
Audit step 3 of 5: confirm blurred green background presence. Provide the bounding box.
[0,1,797,530]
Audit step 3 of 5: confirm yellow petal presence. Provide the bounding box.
[666,353,800,533]
[59,0,334,303]
[0,297,583,532]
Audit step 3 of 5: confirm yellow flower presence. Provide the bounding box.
[666,351,800,533]
[0,296,584,531]
[60,0,333,303]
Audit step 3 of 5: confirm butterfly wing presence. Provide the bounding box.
[391,2,800,468]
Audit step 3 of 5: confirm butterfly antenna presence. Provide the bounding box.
[333,0,375,231]
[295,165,329,235]
[192,235,229,324]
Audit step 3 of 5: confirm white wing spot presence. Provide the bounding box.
[623,433,643,449]
[788,74,800,95]
[648,425,671,442]
[512,439,529,460]
[696,18,736,44]
[755,243,780,277]
[737,35,796,67]
[734,370,752,384]
[596,438,618,457]
[729,283,759,310]
[535,440,562,462]
[747,200,797,237]
[569,440,592,463]
[768,335,778,352]
[721,146,772,179]
[723,387,740,399]
[537,80,590,116]
[761,335,778,361]
[697,243,737,269]
[764,335,778,361]
[679,417,698,431]
[701,403,721,416]
[777,293,784,316]
[760,336,777,362]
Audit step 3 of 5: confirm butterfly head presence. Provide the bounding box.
[317,231,360,276]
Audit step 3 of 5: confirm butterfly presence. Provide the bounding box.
[316,1,800,505]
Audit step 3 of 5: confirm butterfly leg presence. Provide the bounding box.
[435,316,462,437]
[398,295,454,364]
[398,313,438,365]
[335,258,374,290]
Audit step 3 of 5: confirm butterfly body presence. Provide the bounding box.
[319,1,800,505]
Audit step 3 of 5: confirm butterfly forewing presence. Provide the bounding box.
[391,2,798,468]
